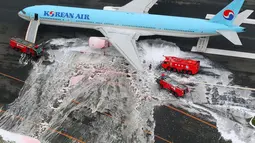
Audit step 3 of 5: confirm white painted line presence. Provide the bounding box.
[178,80,255,91]
[191,46,255,60]
[205,14,255,25]
[192,81,255,91]
[179,79,255,91]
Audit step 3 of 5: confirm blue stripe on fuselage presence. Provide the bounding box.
[23,5,242,34]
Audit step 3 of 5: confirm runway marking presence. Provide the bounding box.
[71,99,173,143]
[70,79,218,130]
[191,81,255,91]
[0,69,252,129]
[144,130,173,143]
[0,109,86,143]
[0,72,25,83]
[47,128,86,143]
[191,47,255,60]
[2,67,255,92]
[2,50,255,91]
[0,70,217,142]
[165,105,217,129]
[0,63,252,141]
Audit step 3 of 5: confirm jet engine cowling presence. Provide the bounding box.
[88,37,111,49]
[103,6,120,11]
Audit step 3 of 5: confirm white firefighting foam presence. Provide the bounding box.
[0,38,254,143]
[0,129,40,143]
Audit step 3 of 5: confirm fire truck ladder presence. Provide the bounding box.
[25,13,40,43]
[191,11,255,60]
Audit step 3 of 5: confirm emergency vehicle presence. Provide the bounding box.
[9,37,43,57]
[161,56,200,75]
[156,74,189,97]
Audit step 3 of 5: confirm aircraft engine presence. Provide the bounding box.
[88,37,111,49]
[103,6,120,11]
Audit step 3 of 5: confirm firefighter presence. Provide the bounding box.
[161,73,166,79]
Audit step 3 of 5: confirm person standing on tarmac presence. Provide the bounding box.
[161,73,166,79]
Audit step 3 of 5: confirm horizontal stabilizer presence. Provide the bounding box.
[217,30,242,45]
[233,10,254,26]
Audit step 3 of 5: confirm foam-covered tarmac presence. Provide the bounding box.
[0,0,254,143]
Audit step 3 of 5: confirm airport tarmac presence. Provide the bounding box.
[0,0,254,143]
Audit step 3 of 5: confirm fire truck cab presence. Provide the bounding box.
[161,56,200,75]
[9,37,43,57]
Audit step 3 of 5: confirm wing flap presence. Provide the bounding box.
[118,0,158,13]
[99,27,143,71]
[217,30,242,45]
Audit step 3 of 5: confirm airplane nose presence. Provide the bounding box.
[18,10,27,19]
[18,11,22,17]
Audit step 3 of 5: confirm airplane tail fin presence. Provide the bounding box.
[210,0,245,26]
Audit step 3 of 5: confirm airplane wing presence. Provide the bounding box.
[118,0,158,13]
[99,27,143,71]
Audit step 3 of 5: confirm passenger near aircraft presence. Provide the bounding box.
[18,0,253,71]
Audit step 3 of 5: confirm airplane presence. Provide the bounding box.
[18,0,253,71]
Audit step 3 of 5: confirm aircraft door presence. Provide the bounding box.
[30,13,39,21]
[34,13,38,21]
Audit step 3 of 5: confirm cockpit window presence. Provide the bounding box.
[21,10,26,14]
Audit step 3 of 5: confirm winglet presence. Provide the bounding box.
[217,30,242,45]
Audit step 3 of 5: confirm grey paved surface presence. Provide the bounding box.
[0,0,254,143]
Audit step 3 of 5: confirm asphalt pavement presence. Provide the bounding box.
[0,0,254,143]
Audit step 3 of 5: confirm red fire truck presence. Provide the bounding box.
[161,56,200,75]
[9,37,43,57]
[156,74,188,97]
